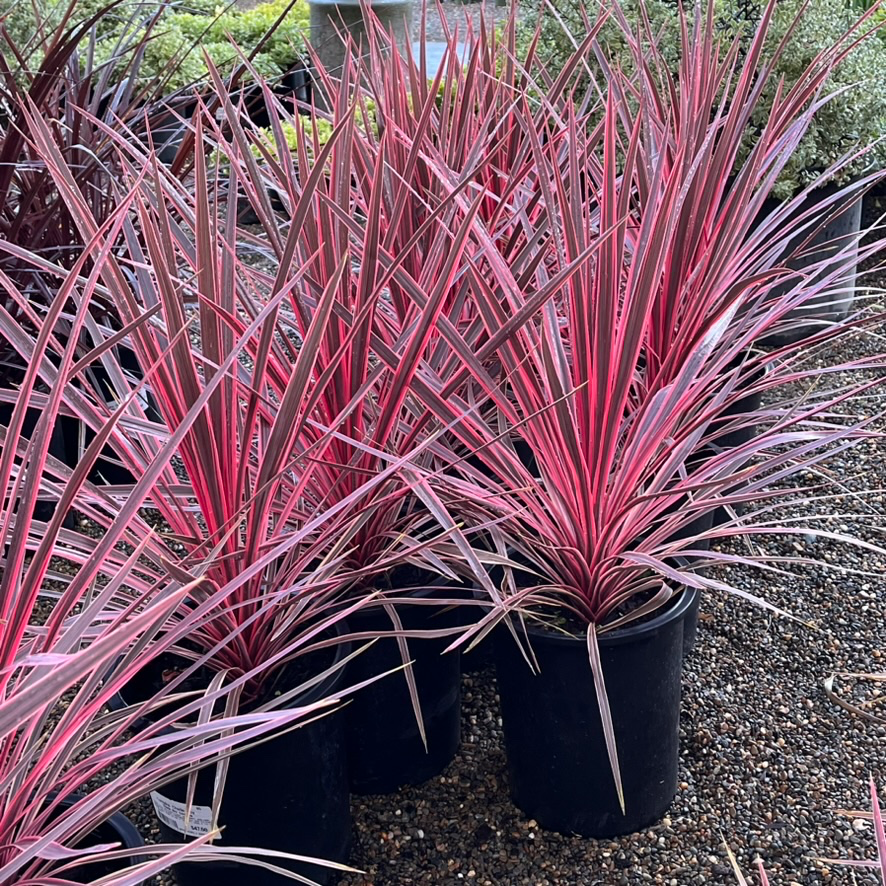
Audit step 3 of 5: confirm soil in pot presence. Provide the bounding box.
[493,588,695,838]
[344,568,464,795]
[115,631,352,886]
[51,794,147,885]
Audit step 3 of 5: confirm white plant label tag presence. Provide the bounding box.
[150,792,217,839]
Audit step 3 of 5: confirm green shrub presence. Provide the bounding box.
[212,95,380,169]
[0,0,310,92]
[735,0,886,197]
[211,79,470,168]
[524,0,886,197]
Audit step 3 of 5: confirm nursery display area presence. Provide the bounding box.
[4,0,886,883]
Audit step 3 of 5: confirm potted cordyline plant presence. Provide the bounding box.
[191,61,498,795]
[9,87,494,879]
[0,224,364,886]
[392,0,886,839]
[350,0,883,660]
[589,0,885,531]
[525,0,886,343]
[5,0,314,110]
[0,11,181,497]
[0,5,297,488]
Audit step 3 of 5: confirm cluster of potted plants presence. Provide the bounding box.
[2,0,886,883]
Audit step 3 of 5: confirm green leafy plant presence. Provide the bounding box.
[730,0,886,196]
[2,0,310,92]
[124,0,310,90]
[218,98,376,165]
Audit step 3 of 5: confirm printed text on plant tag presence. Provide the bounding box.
[150,792,217,838]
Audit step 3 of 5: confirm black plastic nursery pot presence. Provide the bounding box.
[148,97,202,168]
[59,346,160,488]
[345,585,464,794]
[675,353,767,652]
[235,183,292,225]
[152,60,313,168]
[0,383,72,525]
[241,62,314,129]
[114,634,352,886]
[1,344,154,497]
[52,793,147,884]
[706,355,766,532]
[460,599,496,674]
[708,352,765,457]
[661,537,706,658]
[756,184,862,346]
[681,589,700,656]
[663,497,714,557]
[493,588,696,838]
[60,417,136,487]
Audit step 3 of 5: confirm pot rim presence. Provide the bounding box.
[506,585,698,649]
[110,617,352,729]
[346,569,456,607]
[50,791,147,871]
[479,550,698,644]
[345,572,476,635]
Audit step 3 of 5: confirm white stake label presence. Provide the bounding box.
[150,792,217,839]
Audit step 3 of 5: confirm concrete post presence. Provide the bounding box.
[307,0,413,82]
